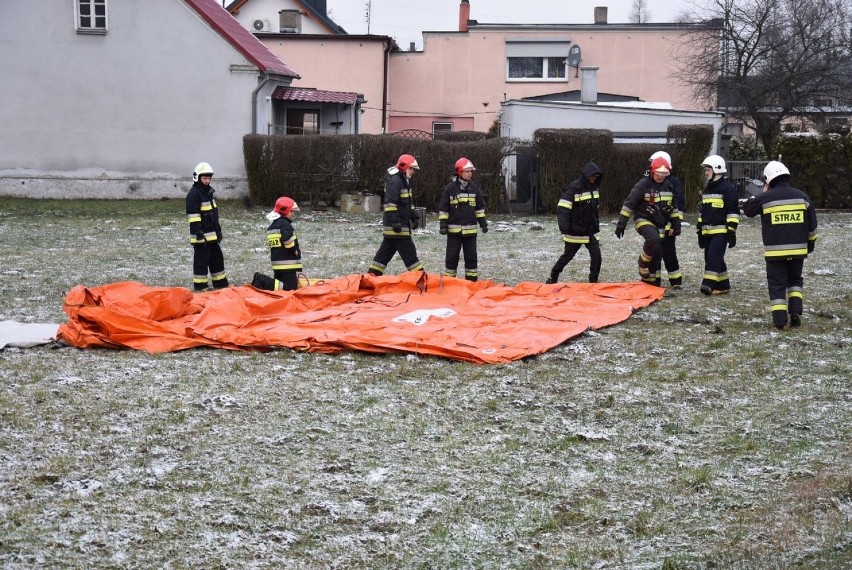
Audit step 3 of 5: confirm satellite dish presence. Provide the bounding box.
[567,44,581,67]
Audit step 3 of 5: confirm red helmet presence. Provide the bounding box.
[650,156,671,175]
[274,196,300,217]
[454,157,476,176]
[396,154,419,172]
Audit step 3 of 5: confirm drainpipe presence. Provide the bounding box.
[252,73,271,134]
[382,39,390,133]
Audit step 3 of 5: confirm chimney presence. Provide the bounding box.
[580,66,599,104]
[409,42,416,52]
[459,0,470,32]
[594,6,608,24]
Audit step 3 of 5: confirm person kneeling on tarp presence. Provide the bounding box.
[252,197,302,291]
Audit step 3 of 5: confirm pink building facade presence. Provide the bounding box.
[258,2,711,136]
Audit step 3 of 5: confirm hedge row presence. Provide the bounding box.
[243,134,506,212]
[773,134,852,208]
[533,126,714,214]
[244,126,851,214]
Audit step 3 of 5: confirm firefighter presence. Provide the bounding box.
[742,161,818,330]
[648,151,685,288]
[696,155,740,295]
[251,196,302,291]
[185,162,228,291]
[438,157,488,281]
[367,154,424,276]
[546,161,602,284]
[614,156,681,286]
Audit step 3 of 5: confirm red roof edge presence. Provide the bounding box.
[185,0,300,79]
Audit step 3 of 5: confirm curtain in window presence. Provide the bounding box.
[508,57,543,79]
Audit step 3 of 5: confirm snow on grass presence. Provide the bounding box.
[0,199,850,567]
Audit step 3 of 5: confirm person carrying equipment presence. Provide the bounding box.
[252,196,302,291]
[367,154,425,276]
[545,161,602,284]
[696,155,740,295]
[614,156,680,286]
[742,161,818,330]
[186,162,228,291]
[438,157,488,281]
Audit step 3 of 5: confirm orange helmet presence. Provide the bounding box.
[650,156,671,175]
[274,196,300,217]
[396,154,419,172]
[454,157,476,176]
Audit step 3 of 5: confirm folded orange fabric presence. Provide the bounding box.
[58,273,664,364]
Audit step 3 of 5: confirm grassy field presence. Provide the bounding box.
[1,197,850,568]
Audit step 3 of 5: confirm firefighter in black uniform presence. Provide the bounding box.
[743,161,818,330]
[438,157,488,281]
[546,161,602,284]
[648,151,685,288]
[251,196,302,291]
[614,156,681,286]
[186,162,228,291]
[697,155,740,295]
[367,154,424,276]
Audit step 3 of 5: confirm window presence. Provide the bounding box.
[505,39,571,81]
[76,0,107,34]
[432,122,453,136]
[286,109,320,135]
[507,57,566,79]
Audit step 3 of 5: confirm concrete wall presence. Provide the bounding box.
[500,100,724,154]
[388,25,710,133]
[0,0,276,198]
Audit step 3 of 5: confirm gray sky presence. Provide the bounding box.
[326,0,694,50]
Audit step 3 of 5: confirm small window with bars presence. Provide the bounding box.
[76,0,107,34]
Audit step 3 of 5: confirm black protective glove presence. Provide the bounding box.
[615,220,626,239]
[697,233,706,249]
[480,221,488,233]
[670,219,682,236]
[195,232,207,244]
[807,240,815,253]
[392,222,402,234]
[439,221,448,235]
[410,216,419,230]
[216,230,223,243]
[727,232,736,249]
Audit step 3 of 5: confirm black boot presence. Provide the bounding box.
[251,272,276,290]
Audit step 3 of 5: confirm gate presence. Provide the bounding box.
[502,147,539,214]
[727,161,769,199]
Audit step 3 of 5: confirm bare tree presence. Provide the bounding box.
[630,0,651,23]
[677,0,852,152]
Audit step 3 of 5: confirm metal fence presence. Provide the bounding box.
[727,160,769,200]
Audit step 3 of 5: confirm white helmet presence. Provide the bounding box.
[193,162,214,182]
[701,155,726,174]
[649,151,672,169]
[763,161,790,185]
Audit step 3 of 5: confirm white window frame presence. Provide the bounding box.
[505,39,571,82]
[75,0,108,34]
[506,57,568,81]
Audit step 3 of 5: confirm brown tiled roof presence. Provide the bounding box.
[186,0,299,78]
[272,87,358,104]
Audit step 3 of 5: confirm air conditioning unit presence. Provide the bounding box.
[252,19,271,32]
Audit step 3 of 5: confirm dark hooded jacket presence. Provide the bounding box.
[556,162,602,239]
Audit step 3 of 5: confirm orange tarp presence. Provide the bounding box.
[57,273,665,364]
